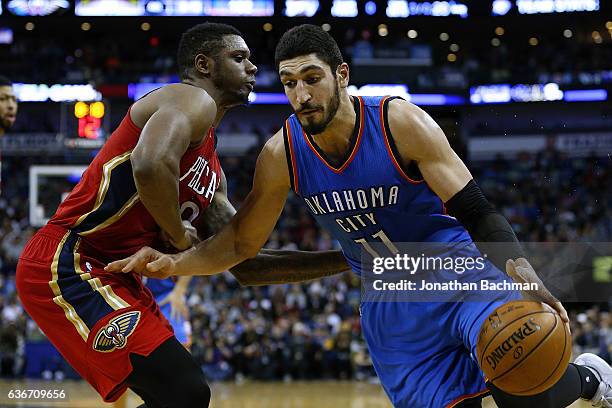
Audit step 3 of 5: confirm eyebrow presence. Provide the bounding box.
[230,48,251,57]
[279,64,325,78]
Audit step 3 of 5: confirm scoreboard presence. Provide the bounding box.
[73,101,105,140]
[60,100,109,147]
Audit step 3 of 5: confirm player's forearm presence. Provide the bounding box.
[229,250,350,286]
[133,161,185,243]
[445,180,525,271]
[173,222,255,276]
[174,276,192,294]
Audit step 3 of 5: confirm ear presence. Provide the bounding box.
[336,63,350,89]
[194,53,214,77]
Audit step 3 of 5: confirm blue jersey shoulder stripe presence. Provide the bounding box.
[379,96,426,185]
[282,120,298,195]
[283,118,301,195]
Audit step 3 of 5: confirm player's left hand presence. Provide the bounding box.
[105,246,177,279]
[159,287,188,320]
[506,258,570,325]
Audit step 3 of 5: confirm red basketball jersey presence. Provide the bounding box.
[49,108,222,260]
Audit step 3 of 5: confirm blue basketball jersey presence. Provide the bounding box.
[144,276,190,345]
[283,96,470,275]
[144,277,176,298]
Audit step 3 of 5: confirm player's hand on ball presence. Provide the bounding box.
[105,246,177,279]
[506,258,570,325]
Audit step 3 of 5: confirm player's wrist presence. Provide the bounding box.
[172,251,190,276]
[173,281,189,294]
[169,229,192,251]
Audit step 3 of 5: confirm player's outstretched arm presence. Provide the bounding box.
[386,99,568,322]
[130,85,216,251]
[196,170,349,286]
[108,131,349,280]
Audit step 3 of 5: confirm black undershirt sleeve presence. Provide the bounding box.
[444,179,526,272]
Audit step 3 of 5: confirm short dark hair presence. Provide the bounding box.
[177,23,242,80]
[0,76,12,87]
[274,24,344,72]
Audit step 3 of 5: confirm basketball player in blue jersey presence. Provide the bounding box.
[109,25,612,408]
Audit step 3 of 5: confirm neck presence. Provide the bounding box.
[182,77,229,127]
[311,92,356,158]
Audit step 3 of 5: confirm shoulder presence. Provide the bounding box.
[386,98,448,162]
[387,98,438,135]
[261,129,286,159]
[130,83,217,129]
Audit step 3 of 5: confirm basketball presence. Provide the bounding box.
[477,300,572,396]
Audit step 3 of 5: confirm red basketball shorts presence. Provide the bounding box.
[16,224,175,402]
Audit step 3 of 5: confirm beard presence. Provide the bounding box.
[0,118,13,132]
[299,85,340,135]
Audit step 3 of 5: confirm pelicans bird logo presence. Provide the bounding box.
[93,311,140,352]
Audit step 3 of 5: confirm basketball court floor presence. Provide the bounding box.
[0,380,591,407]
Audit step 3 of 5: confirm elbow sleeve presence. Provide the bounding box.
[445,180,526,268]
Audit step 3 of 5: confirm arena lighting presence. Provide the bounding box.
[386,1,468,18]
[145,0,165,13]
[7,0,69,16]
[470,83,563,104]
[365,1,377,15]
[284,0,319,17]
[348,84,410,98]
[411,94,465,105]
[126,83,464,106]
[249,91,466,106]
[247,92,288,104]
[516,0,599,14]
[563,89,608,102]
[470,84,607,104]
[492,0,512,15]
[0,28,13,44]
[75,0,143,16]
[347,85,465,105]
[76,0,274,16]
[128,83,164,100]
[331,0,358,17]
[13,84,102,102]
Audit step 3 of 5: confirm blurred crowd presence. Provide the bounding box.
[1,21,610,89]
[0,142,610,381]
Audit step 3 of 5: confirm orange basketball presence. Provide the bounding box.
[476,300,571,396]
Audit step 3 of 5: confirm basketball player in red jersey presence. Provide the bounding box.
[0,76,18,195]
[15,23,347,408]
[0,76,17,137]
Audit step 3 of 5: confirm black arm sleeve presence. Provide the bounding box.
[444,180,526,271]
